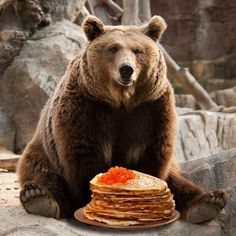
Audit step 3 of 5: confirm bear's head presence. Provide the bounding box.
[80,15,168,109]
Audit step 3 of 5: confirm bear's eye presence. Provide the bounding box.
[132,48,143,55]
[108,46,119,53]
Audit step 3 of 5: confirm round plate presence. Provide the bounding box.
[74,207,180,229]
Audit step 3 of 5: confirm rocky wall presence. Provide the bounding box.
[151,0,236,83]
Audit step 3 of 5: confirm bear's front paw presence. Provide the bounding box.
[185,189,227,224]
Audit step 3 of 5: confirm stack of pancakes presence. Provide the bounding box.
[84,168,175,226]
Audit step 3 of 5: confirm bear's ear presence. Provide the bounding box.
[141,15,167,42]
[82,15,105,41]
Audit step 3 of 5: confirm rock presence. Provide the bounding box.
[176,109,236,162]
[0,0,86,74]
[0,20,86,151]
[191,60,215,80]
[0,173,223,236]
[65,0,87,23]
[0,31,28,75]
[180,148,236,235]
[210,86,236,108]
[150,0,236,81]
[191,56,236,81]
[201,79,236,93]
[87,0,114,25]
[175,85,236,108]
[151,0,236,61]
[0,0,87,32]
[0,147,20,171]
[175,94,198,109]
[0,109,16,151]
[193,22,226,60]
[0,105,16,161]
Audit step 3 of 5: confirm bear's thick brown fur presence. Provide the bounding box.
[17,15,226,223]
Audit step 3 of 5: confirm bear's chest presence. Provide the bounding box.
[98,102,154,166]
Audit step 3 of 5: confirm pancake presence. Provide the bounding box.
[85,203,175,217]
[84,211,177,226]
[89,197,175,207]
[90,171,168,193]
[83,167,175,226]
[91,191,173,203]
[84,211,141,226]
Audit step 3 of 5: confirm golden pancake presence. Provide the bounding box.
[85,204,175,217]
[90,199,174,210]
[84,211,176,224]
[84,211,140,226]
[90,171,168,193]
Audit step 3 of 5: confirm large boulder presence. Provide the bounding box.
[0,0,87,74]
[176,108,236,162]
[0,20,86,152]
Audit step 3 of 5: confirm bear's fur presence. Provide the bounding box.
[17,15,226,223]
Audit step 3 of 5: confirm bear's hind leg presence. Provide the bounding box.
[184,189,226,223]
[167,172,227,223]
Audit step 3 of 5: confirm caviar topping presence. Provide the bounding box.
[97,167,136,185]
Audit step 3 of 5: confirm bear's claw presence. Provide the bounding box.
[200,189,226,209]
[185,189,227,224]
[20,182,60,219]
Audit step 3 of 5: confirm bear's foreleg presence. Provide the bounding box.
[20,173,74,218]
[54,94,110,209]
[58,147,108,208]
[18,141,74,219]
[167,172,227,223]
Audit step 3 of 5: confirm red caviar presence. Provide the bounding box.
[97,167,135,185]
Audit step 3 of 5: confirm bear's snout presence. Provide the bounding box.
[119,63,134,85]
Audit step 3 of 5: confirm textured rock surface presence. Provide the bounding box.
[0,20,86,151]
[151,0,236,61]
[0,30,28,74]
[210,86,236,108]
[0,0,86,74]
[151,0,236,86]
[0,109,16,151]
[176,108,236,162]
[191,57,236,82]
[175,86,236,108]
[175,95,199,110]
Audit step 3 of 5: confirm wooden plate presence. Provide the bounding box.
[74,207,180,229]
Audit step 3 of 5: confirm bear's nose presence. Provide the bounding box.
[119,64,134,78]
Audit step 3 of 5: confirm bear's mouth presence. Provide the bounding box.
[117,78,134,87]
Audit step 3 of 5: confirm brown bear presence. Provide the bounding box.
[17,15,227,223]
